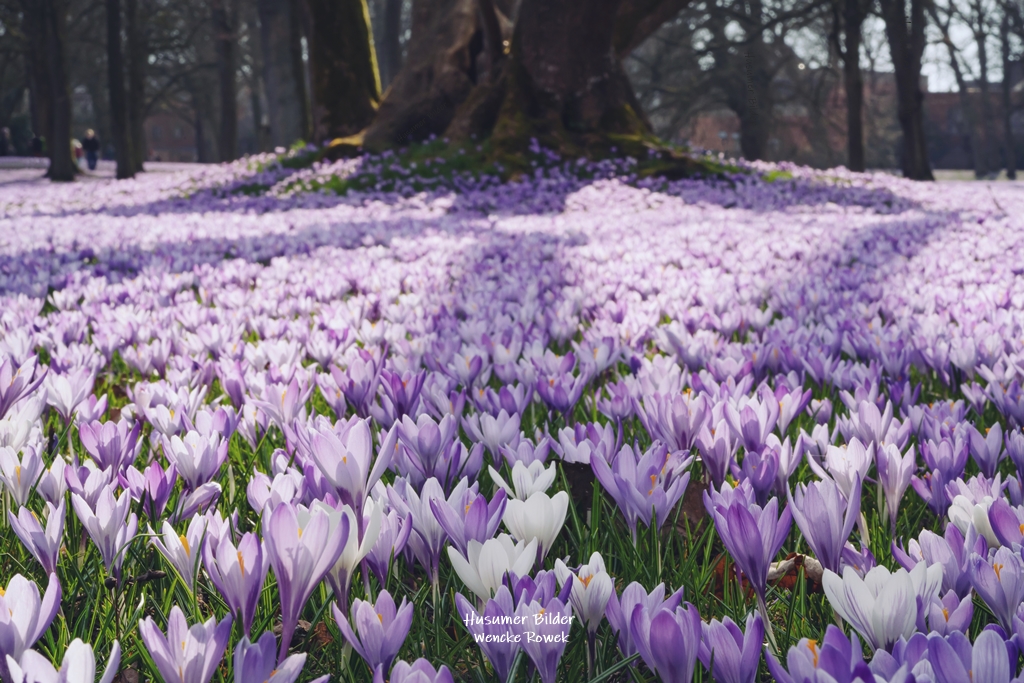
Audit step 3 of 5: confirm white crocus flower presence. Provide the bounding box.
[947,494,999,549]
[555,552,613,634]
[448,533,537,603]
[488,461,557,501]
[503,490,569,562]
[823,562,942,651]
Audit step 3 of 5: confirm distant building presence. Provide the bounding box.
[145,111,197,162]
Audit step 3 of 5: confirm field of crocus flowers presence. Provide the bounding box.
[0,144,1022,683]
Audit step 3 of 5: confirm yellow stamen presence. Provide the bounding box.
[995,563,1004,580]
[378,613,383,623]
[581,575,593,588]
[15,465,20,485]
[238,551,246,577]
[942,607,950,622]
[179,534,190,555]
[807,640,819,667]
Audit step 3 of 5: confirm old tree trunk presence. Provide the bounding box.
[361,0,685,157]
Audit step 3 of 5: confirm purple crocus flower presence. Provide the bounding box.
[968,422,1006,478]
[605,582,684,659]
[635,391,709,452]
[892,524,978,598]
[162,430,228,491]
[79,419,141,473]
[138,606,231,683]
[876,443,915,534]
[264,501,349,658]
[912,434,970,516]
[925,590,974,636]
[788,475,861,574]
[968,547,1024,631]
[7,638,120,683]
[456,587,519,681]
[927,630,1018,683]
[430,486,506,556]
[704,480,792,613]
[988,497,1024,547]
[514,596,573,683]
[765,625,876,683]
[308,417,396,535]
[234,632,322,683]
[202,527,269,638]
[462,409,521,460]
[333,589,414,675]
[331,348,384,418]
[737,444,779,506]
[8,501,64,575]
[71,486,138,577]
[0,355,45,420]
[697,612,764,683]
[387,476,451,588]
[695,419,737,489]
[1006,428,1024,480]
[379,367,426,420]
[724,387,779,453]
[371,660,455,683]
[0,573,61,683]
[631,602,702,683]
[364,508,413,588]
[535,354,591,415]
[591,441,692,541]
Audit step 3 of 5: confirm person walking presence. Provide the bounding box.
[82,129,100,170]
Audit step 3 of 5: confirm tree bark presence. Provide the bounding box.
[107,0,135,178]
[42,0,76,180]
[378,0,404,89]
[970,5,997,176]
[21,1,54,148]
[1002,11,1017,179]
[126,0,147,171]
[831,0,865,171]
[305,0,381,142]
[367,0,686,153]
[258,0,305,148]
[879,0,933,180]
[213,0,237,161]
[362,0,479,149]
[290,0,313,141]
[613,0,691,57]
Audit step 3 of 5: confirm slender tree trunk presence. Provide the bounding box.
[929,5,986,177]
[213,0,237,161]
[126,0,147,171]
[305,0,381,142]
[258,0,305,148]
[379,0,404,89]
[1002,13,1017,179]
[879,0,933,180]
[194,93,206,162]
[973,24,997,176]
[290,0,313,141]
[42,0,76,180]
[22,1,54,147]
[836,0,865,171]
[107,0,135,178]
